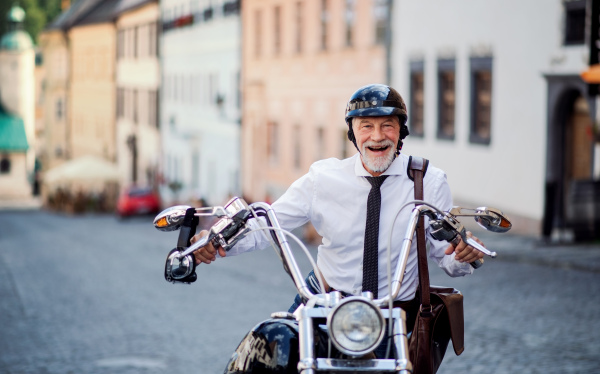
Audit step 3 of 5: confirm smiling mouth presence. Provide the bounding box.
[367,145,390,153]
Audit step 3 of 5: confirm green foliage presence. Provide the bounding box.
[0,0,63,45]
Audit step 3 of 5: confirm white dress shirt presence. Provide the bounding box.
[228,153,473,301]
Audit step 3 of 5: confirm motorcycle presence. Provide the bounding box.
[153,197,511,373]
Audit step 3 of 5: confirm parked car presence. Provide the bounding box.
[116,186,161,218]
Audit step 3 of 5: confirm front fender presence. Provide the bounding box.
[224,318,300,374]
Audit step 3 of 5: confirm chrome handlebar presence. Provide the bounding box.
[160,197,510,307]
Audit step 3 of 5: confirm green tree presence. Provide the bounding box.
[0,0,63,45]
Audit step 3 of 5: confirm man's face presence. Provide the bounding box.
[352,116,400,176]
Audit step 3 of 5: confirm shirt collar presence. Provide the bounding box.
[353,153,405,177]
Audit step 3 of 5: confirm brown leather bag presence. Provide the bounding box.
[407,156,465,374]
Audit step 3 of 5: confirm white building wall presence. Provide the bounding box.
[392,0,583,228]
[116,2,161,189]
[160,0,241,206]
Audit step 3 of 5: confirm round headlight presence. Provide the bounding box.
[326,297,385,356]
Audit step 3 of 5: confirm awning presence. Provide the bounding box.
[0,106,28,151]
[44,155,119,184]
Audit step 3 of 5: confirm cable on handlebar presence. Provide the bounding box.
[245,225,326,300]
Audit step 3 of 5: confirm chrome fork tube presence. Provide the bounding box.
[297,307,316,374]
[393,309,412,373]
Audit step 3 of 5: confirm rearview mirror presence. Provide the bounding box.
[153,205,192,231]
[474,207,512,233]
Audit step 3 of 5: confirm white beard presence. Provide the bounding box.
[360,139,396,173]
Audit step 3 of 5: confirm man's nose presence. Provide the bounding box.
[371,125,385,141]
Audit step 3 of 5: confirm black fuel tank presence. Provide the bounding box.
[223,318,300,374]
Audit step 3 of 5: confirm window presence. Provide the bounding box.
[437,59,455,140]
[147,90,159,128]
[132,89,138,123]
[133,26,139,58]
[345,0,355,47]
[149,22,158,57]
[0,155,10,174]
[267,121,279,165]
[373,0,388,45]
[117,29,125,59]
[564,0,586,45]
[223,0,240,16]
[470,57,493,145]
[409,61,425,138]
[116,88,124,118]
[274,6,282,55]
[320,0,329,51]
[295,2,303,53]
[203,6,214,21]
[340,129,349,159]
[55,98,64,121]
[293,125,302,169]
[316,127,325,161]
[255,9,262,58]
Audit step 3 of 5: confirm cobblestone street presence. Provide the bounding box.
[0,210,598,373]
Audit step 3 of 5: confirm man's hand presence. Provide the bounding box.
[444,231,485,263]
[190,230,227,264]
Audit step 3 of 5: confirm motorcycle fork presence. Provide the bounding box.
[296,307,412,373]
[297,307,316,373]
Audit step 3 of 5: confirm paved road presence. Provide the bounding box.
[0,210,598,373]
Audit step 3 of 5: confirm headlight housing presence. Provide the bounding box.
[326,297,385,356]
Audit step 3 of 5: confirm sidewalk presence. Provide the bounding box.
[470,228,600,274]
[0,197,42,210]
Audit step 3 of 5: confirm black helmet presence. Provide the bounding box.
[345,84,409,152]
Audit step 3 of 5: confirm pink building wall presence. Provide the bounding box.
[242,0,388,202]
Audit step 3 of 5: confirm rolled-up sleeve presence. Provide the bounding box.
[426,171,473,277]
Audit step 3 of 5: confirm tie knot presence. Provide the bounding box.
[366,175,388,189]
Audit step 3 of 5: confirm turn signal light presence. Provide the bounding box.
[155,217,168,228]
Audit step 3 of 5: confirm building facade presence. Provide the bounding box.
[67,6,119,162]
[38,28,69,171]
[241,0,390,202]
[0,5,35,199]
[115,0,160,188]
[391,0,597,237]
[160,0,241,206]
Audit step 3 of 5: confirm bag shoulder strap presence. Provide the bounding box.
[408,156,431,309]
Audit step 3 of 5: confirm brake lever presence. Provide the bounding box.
[431,211,496,269]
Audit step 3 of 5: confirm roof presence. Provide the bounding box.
[76,0,123,26]
[0,104,28,151]
[46,0,154,31]
[113,0,156,16]
[46,0,105,30]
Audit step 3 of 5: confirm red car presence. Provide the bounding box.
[116,186,161,217]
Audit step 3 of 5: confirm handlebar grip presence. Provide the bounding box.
[470,259,484,268]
